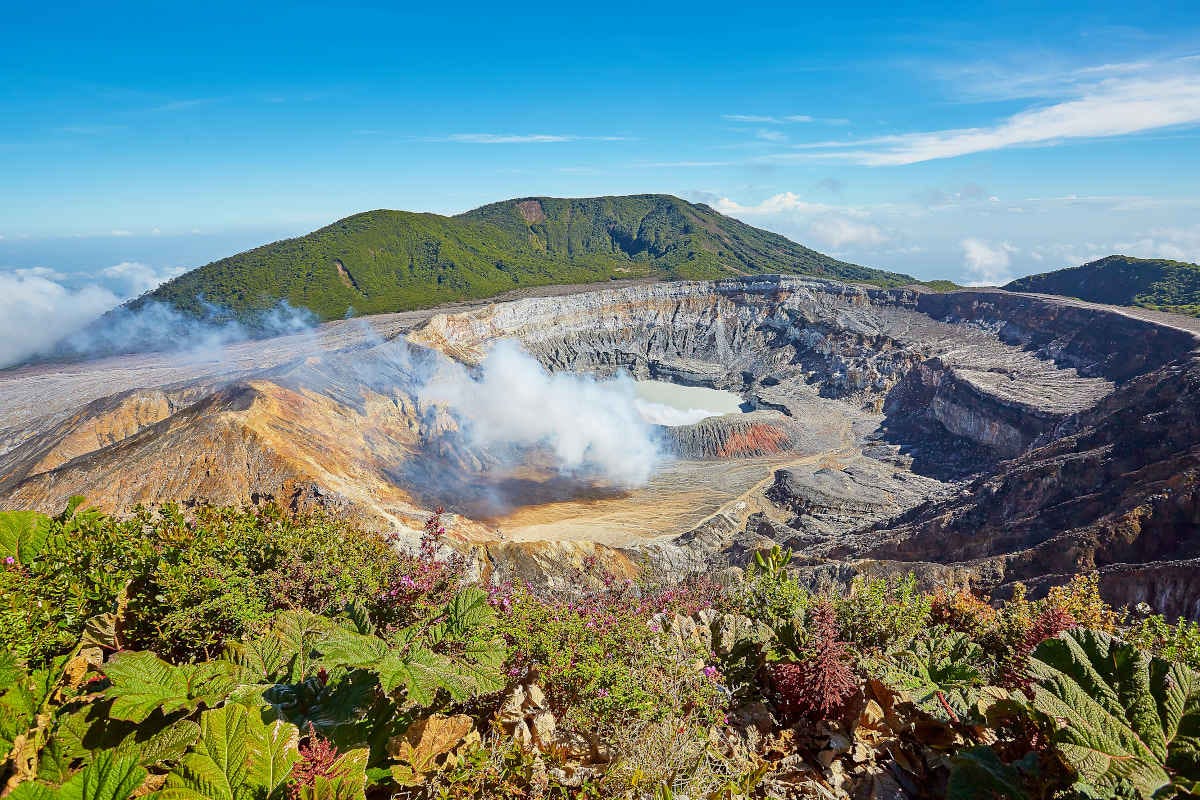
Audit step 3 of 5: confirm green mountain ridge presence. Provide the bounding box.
[138,194,921,321]
[1004,254,1200,316]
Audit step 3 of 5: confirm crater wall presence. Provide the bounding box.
[3,276,1200,615]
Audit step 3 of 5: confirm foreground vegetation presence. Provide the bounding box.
[4,502,1200,799]
[141,195,921,321]
[1005,254,1200,317]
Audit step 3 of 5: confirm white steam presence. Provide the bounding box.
[418,339,662,487]
[56,299,316,362]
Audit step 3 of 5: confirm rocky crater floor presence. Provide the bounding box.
[2,276,1200,616]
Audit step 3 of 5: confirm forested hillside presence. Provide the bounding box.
[140,194,920,320]
[1005,254,1200,316]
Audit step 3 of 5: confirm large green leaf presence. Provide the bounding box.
[436,587,496,639]
[40,702,201,782]
[0,510,52,563]
[871,629,987,723]
[55,752,147,800]
[102,653,236,723]
[153,704,250,800]
[316,624,500,705]
[395,643,503,705]
[7,783,54,800]
[226,612,333,686]
[151,703,298,800]
[1030,629,1200,798]
[314,629,387,672]
[947,746,1036,800]
[245,716,300,800]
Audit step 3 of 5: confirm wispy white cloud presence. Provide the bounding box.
[713,192,839,216]
[441,133,631,144]
[809,216,890,248]
[723,113,844,124]
[59,124,127,135]
[155,98,216,112]
[711,192,896,253]
[778,59,1200,165]
[109,229,133,237]
[635,160,737,168]
[722,114,781,123]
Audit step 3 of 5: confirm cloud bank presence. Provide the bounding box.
[0,261,314,369]
[699,187,1199,285]
[56,300,315,363]
[0,269,125,369]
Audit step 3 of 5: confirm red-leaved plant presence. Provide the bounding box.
[1001,604,1078,690]
[768,599,857,721]
[289,724,344,799]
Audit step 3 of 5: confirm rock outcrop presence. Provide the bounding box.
[664,411,805,459]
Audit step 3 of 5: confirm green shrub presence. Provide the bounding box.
[733,546,809,629]
[4,501,1197,799]
[0,503,466,666]
[1126,614,1200,672]
[495,579,724,739]
[832,574,932,653]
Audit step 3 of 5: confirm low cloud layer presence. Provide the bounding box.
[961,238,1017,286]
[699,189,1200,284]
[56,300,315,363]
[0,269,125,368]
[0,261,313,369]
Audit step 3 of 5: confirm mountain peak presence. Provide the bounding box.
[142,194,919,322]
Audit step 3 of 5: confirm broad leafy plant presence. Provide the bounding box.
[871,628,989,723]
[1029,629,1200,798]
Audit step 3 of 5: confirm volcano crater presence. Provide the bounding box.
[3,275,1200,612]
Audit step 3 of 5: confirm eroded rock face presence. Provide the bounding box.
[2,276,1199,615]
[664,411,805,459]
[845,354,1200,610]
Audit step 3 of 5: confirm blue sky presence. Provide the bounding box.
[2,0,1199,303]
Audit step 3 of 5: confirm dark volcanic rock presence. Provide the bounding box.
[852,355,1200,610]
